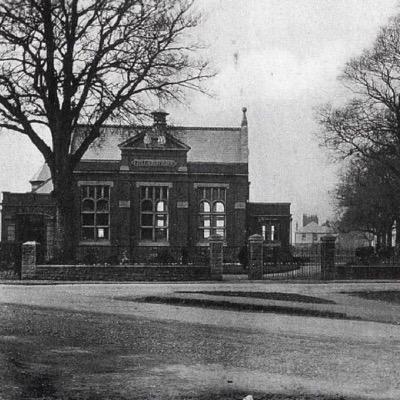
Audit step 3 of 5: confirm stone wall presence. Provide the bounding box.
[21,240,214,281]
[32,264,211,281]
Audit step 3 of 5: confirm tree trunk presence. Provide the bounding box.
[396,219,400,246]
[376,233,382,252]
[387,227,393,249]
[52,171,76,263]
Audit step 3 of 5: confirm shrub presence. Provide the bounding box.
[355,246,376,265]
[238,245,248,268]
[148,249,176,264]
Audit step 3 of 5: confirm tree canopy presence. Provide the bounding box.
[335,158,400,239]
[0,0,212,260]
[0,0,210,170]
[317,14,400,177]
[317,14,400,248]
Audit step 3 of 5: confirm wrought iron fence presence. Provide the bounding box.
[262,246,321,281]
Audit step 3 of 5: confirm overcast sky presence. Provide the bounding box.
[0,0,399,228]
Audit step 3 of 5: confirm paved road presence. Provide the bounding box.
[1,281,400,399]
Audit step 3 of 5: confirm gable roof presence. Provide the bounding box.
[297,222,334,234]
[70,124,247,164]
[118,130,191,151]
[30,164,53,194]
[30,163,51,183]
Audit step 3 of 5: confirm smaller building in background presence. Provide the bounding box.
[295,221,335,247]
[302,214,318,227]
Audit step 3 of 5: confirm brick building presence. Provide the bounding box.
[1,108,291,264]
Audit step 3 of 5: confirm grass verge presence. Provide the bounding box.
[343,290,400,304]
[128,296,354,320]
[175,291,335,304]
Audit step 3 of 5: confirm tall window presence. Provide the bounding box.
[261,220,280,242]
[198,187,226,240]
[81,185,110,241]
[140,186,169,242]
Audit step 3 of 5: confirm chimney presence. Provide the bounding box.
[240,107,248,163]
[151,109,169,126]
[241,107,247,127]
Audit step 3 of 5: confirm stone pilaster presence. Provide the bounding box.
[209,234,224,280]
[21,241,39,280]
[248,234,264,280]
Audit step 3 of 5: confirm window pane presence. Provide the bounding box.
[82,213,95,226]
[88,186,95,198]
[141,228,153,241]
[97,199,109,212]
[216,217,225,227]
[214,201,225,213]
[96,186,103,199]
[202,229,211,239]
[96,213,109,226]
[155,187,161,199]
[155,228,167,241]
[81,186,88,197]
[200,216,211,227]
[156,214,167,227]
[7,225,15,242]
[103,186,109,199]
[147,186,153,199]
[200,201,211,213]
[140,186,146,199]
[97,227,108,239]
[82,227,95,240]
[82,199,95,211]
[142,199,153,211]
[215,228,225,237]
[141,213,153,226]
[156,200,166,212]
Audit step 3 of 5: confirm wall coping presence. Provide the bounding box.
[248,234,264,242]
[36,264,210,268]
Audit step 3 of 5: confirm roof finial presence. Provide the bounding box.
[241,107,247,127]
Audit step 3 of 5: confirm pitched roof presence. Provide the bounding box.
[70,124,247,164]
[34,178,53,194]
[30,163,51,183]
[297,221,334,234]
[30,164,53,194]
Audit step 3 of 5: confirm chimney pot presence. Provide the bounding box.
[151,109,169,126]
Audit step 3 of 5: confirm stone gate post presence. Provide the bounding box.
[248,234,264,280]
[209,234,224,280]
[21,241,39,280]
[320,235,336,280]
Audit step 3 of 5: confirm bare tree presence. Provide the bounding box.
[317,14,400,177]
[335,158,400,249]
[0,0,212,260]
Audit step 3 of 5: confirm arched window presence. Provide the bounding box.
[156,200,166,212]
[198,186,227,240]
[140,185,169,242]
[200,201,211,213]
[82,199,95,212]
[81,185,110,241]
[213,201,225,213]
